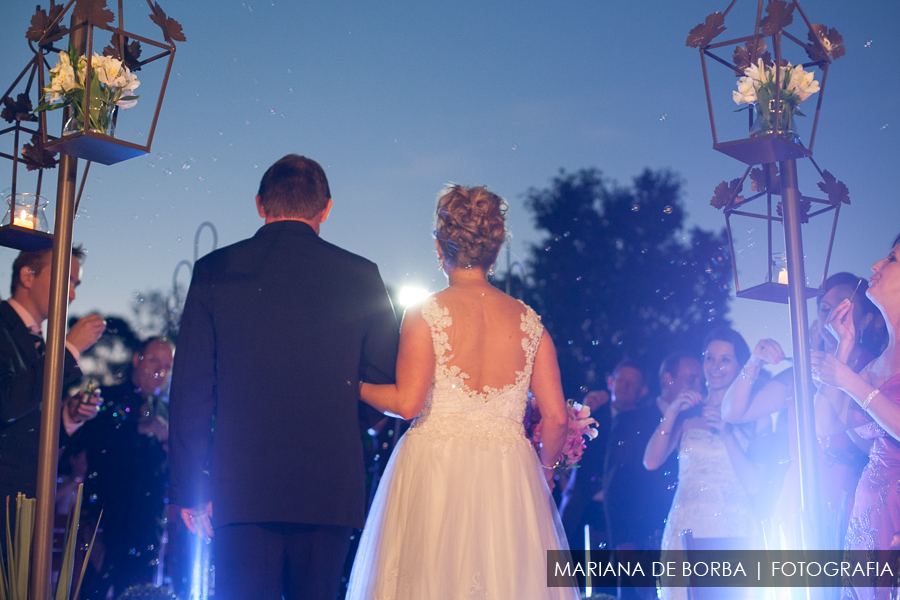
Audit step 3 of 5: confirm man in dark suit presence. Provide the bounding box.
[169,154,400,600]
[0,246,106,502]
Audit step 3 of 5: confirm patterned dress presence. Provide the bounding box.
[843,373,900,600]
[347,296,579,600]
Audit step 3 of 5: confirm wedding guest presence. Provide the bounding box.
[645,328,767,600]
[0,246,105,502]
[73,337,175,599]
[722,272,875,531]
[602,359,670,600]
[656,352,703,415]
[652,352,704,529]
[813,234,900,599]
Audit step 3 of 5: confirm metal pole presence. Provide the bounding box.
[31,13,85,600]
[779,158,822,552]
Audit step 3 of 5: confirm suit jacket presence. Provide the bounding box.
[168,221,399,530]
[602,399,674,549]
[0,301,79,500]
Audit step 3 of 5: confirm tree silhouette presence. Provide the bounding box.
[520,168,733,396]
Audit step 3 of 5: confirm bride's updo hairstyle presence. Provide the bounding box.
[435,185,508,270]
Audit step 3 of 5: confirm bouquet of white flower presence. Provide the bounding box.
[732,58,819,140]
[35,42,140,136]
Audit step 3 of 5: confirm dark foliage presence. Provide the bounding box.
[520,168,732,396]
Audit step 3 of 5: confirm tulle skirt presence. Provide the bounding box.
[346,426,580,600]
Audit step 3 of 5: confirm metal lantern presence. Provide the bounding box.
[687,0,842,165]
[32,0,185,165]
[711,157,848,303]
[0,53,58,250]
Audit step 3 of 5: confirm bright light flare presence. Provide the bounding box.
[398,286,430,307]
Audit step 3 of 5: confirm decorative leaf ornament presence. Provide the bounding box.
[149,2,187,43]
[749,165,781,194]
[733,38,771,75]
[26,5,69,44]
[808,25,845,60]
[103,35,143,72]
[1,94,38,124]
[759,0,795,37]
[21,133,59,171]
[686,12,725,48]
[73,0,116,26]
[711,178,744,210]
[817,170,850,206]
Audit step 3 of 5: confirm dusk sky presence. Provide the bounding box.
[1,0,897,373]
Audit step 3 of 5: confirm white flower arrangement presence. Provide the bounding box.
[732,58,820,138]
[35,43,140,134]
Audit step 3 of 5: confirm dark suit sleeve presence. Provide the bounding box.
[359,265,399,386]
[168,259,216,508]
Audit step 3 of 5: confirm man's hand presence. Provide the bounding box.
[66,314,106,353]
[62,388,101,434]
[138,413,169,443]
[181,501,214,541]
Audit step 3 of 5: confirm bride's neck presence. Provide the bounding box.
[446,266,491,288]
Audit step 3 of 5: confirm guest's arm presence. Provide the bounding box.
[644,390,701,470]
[359,306,434,421]
[722,339,789,423]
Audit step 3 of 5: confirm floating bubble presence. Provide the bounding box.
[663,205,673,214]
[631,205,640,211]
[567,340,574,345]
[864,40,873,48]
[270,109,276,115]
[880,124,889,130]
[591,340,599,346]
[512,144,518,150]
[579,385,588,393]
[163,168,172,176]
[659,114,667,121]
[575,276,582,282]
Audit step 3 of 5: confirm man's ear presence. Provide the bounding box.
[318,198,333,224]
[255,196,266,219]
[18,266,35,291]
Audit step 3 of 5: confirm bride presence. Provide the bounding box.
[347,185,580,599]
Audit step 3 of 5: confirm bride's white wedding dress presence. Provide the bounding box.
[347,294,579,600]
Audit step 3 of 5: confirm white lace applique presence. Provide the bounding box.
[469,571,489,598]
[410,296,543,453]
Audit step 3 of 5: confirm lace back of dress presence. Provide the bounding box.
[421,293,543,406]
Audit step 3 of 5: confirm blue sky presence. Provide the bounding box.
[1,0,897,365]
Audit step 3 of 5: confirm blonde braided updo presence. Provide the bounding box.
[435,185,508,270]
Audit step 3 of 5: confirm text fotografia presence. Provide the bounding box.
[546,550,900,589]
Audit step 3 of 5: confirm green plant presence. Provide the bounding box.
[0,485,99,600]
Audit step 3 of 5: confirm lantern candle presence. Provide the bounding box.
[13,210,35,229]
[778,268,788,285]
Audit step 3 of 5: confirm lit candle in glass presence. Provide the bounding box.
[778,268,788,285]
[13,210,34,229]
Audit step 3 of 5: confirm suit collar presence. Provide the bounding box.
[254,220,318,239]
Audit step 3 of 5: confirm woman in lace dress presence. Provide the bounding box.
[644,328,768,600]
[813,234,900,600]
[347,185,579,600]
